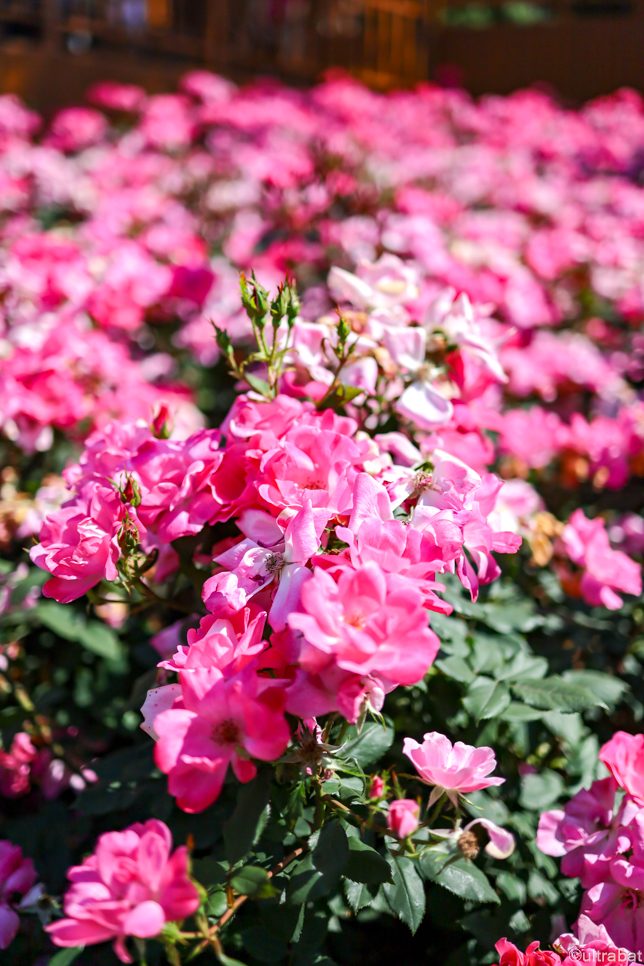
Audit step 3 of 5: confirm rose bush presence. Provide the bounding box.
[0,70,644,966]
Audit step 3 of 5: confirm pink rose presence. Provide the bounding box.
[599,732,644,803]
[387,799,420,839]
[153,667,290,813]
[288,562,440,693]
[47,819,199,963]
[403,732,504,806]
[0,841,38,950]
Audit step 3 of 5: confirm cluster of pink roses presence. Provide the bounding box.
[538,732,644,951]
[30,384,516,813]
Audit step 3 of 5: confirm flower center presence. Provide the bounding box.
[344,611,367,629]
[457,830,480,859]
[212,719,241,746]
[265,552,284,576]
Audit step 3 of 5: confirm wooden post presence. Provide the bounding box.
[205,0,231,70]
[42,0,60,51]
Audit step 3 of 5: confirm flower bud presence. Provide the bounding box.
[337,315,351,346]
[270,284,289,326]
[369,776,385,799]
[387,799,420,839]
[151,404,172,440]
[122,476,142,508]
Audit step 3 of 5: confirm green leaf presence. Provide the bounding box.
[344,878,379,912]
[562,670,628,708]
[495,652,548,682]
[500,702,545,722]
[463,677,511,720]
[519,771,564,810]
[527,869,559,904]
[341,719,394,767]
[496,871,527,904]
[511,676,607,712]
[422,855,499,904]
[312,819,350,883]
[76,620,122,660]
[344,838,393,884]
[287,821,349,903]
[383,856,425,933]
[48,949,84,966]
[435,655,475,684]
[245,372,271,396]
[223,769,271,865]
[36,602,122,660]
[482,600,544,633]
[231,865,274,897]
[215,946,249,966]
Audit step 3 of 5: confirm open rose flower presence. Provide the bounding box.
[151,667,290,813]
[403,732,505,805]
[47,819,199,963]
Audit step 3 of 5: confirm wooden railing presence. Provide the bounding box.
[0,0,643,105]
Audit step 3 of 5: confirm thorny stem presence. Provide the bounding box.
[314,781,325,830]
[177,847,306,956]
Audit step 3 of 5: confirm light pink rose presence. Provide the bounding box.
[403,732,504,805]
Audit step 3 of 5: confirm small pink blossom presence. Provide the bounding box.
[537,777,635,887]
[403,732,504,805]
[387,799,420,839]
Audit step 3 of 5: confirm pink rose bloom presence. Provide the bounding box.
[87,81,146,112]
[30,481,133,603]
[0,841,38,949]
[387,799,420,839]
[580,866,644,951]
[47,819,199,963]
[537,777,636,887]
[285,664,389,725]
[153,667,290,813]
[494,939,562,966]
[557,510,642,610]
[45,107,108,152]
[555,915,631,966]
[288,562,440,691]
[403,732,504,805]
[0,732,38,797]
[160,604,267,678]
[599,732,644,803]
[370,776,385,799]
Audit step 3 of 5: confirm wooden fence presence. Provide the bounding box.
[0,0,643,109]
